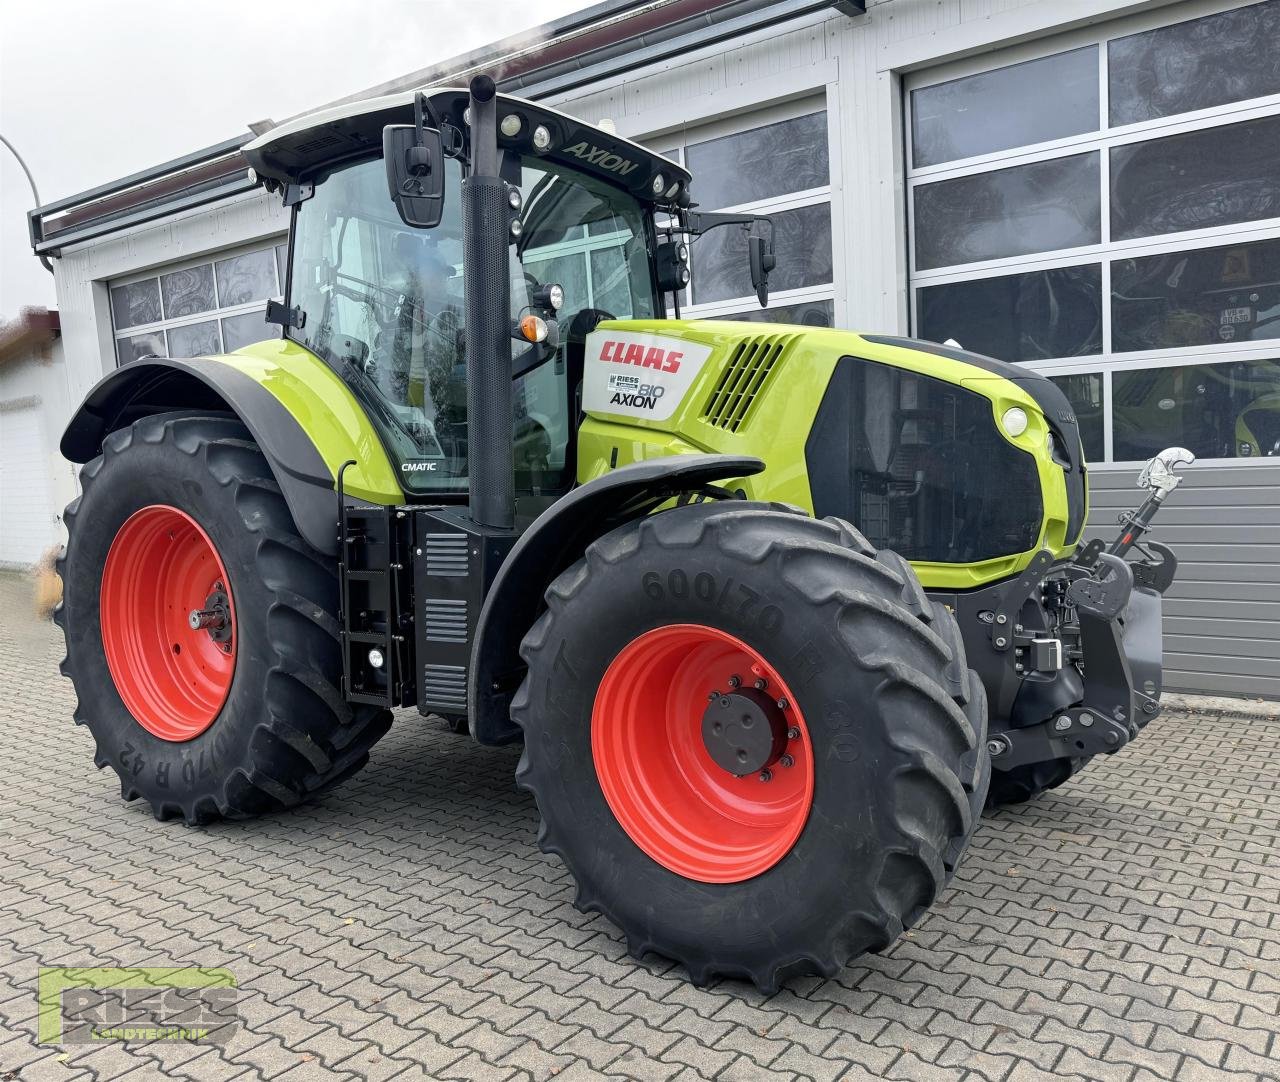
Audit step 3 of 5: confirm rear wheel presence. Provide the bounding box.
[57,413,392,823]
[513,501,989,991]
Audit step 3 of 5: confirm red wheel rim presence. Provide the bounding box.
[100,505,236,742]
[592,624,814,883]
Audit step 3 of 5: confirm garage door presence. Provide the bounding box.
[904,1,1280,699]
[0,405,57,567]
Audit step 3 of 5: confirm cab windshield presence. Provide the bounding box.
[288,153,658,496]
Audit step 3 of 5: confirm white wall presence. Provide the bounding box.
[0,338,77,566]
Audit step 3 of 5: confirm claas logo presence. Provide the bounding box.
[598,339,684,373]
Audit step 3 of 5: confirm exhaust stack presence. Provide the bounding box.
[461,74,515,530]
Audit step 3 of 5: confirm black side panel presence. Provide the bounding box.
[412,509,516,718]
[469,453,764,745]
[60,358,339,554]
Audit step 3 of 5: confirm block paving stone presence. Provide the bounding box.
[1,570,1278,1080]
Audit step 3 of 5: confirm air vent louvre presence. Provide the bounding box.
[422,664,467,711]
[424,533,469,577]
[700,334,795,432]
[424,599,468,643]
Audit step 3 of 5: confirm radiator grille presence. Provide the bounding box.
[422,664,467,711]
[701,334,796,432]
[424,533,469,577]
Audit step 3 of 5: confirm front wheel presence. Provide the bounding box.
[513,502,989,991]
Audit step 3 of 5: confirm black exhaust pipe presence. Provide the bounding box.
[462,74,515,530]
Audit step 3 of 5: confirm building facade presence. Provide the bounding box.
[0,307,74,568]
[27,0,1280,697]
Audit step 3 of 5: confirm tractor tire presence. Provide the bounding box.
[986,756,1084,808]
[512,501,989,991]
[56,412,392,824]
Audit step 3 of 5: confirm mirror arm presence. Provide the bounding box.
[684,210,770,236]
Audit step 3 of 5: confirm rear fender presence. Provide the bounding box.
[469,453,764,745]
[61,344,404,555]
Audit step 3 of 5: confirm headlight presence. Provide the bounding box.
[532,125,552,151]
[500,113,523,137]
[1001,407,1029,438]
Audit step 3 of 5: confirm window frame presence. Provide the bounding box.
[903,0,1280,470]
[654,96,836,324]
[108,238,288,366]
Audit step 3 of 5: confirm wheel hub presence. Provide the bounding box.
[701,687,787,776]
[189,583,233,652]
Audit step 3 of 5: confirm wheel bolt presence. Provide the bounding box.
[708,691,718,701]
[776,698,788,711]
[787,727,800,741]
[754,678,767,690]
[780,755,794,768]
[727,675,741,689]
[758,769,772,782]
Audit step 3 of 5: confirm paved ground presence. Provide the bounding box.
[1,568,1278,1082]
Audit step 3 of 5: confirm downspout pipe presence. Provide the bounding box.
[0,133,54,273]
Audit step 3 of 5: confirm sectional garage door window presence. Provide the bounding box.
[653,100,836,329]
[109,242,288,365]
[905,0,1280,466]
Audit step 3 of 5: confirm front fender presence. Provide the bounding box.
[468,453,764,745]
[61,340,404,554]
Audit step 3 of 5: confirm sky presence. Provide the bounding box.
[0,0,595,318]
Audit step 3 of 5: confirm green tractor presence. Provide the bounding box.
[57,77,1193,990]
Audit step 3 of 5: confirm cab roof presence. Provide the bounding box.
[242,87,690,207]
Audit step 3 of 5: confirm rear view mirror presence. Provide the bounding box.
[749,234,776,308]
[384,122,444,229]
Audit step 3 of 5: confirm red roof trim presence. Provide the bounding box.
[0,307,61,367]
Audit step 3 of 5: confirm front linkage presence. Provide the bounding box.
[952,447,1195,782]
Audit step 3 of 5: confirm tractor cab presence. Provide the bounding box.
[246,87,690,514]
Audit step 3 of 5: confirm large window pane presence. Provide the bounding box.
[1112,237,1280,353]
[116,330,167,365]
[167,320,221,358]
[220,311,273,352]
[1112,358,1280,461]
[160,264,216,319]
[913,153,1100,270]
[1048,373,1105,462]
[109,279,161,330]
[917,265,1101,362]
[912,47,1098,167]
[1110,115,1280,241]
[720,299,835,327]
[685,112,828,209]
[692,203,832,305]
[215,249,278,306]
[1109,1,1280,126]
